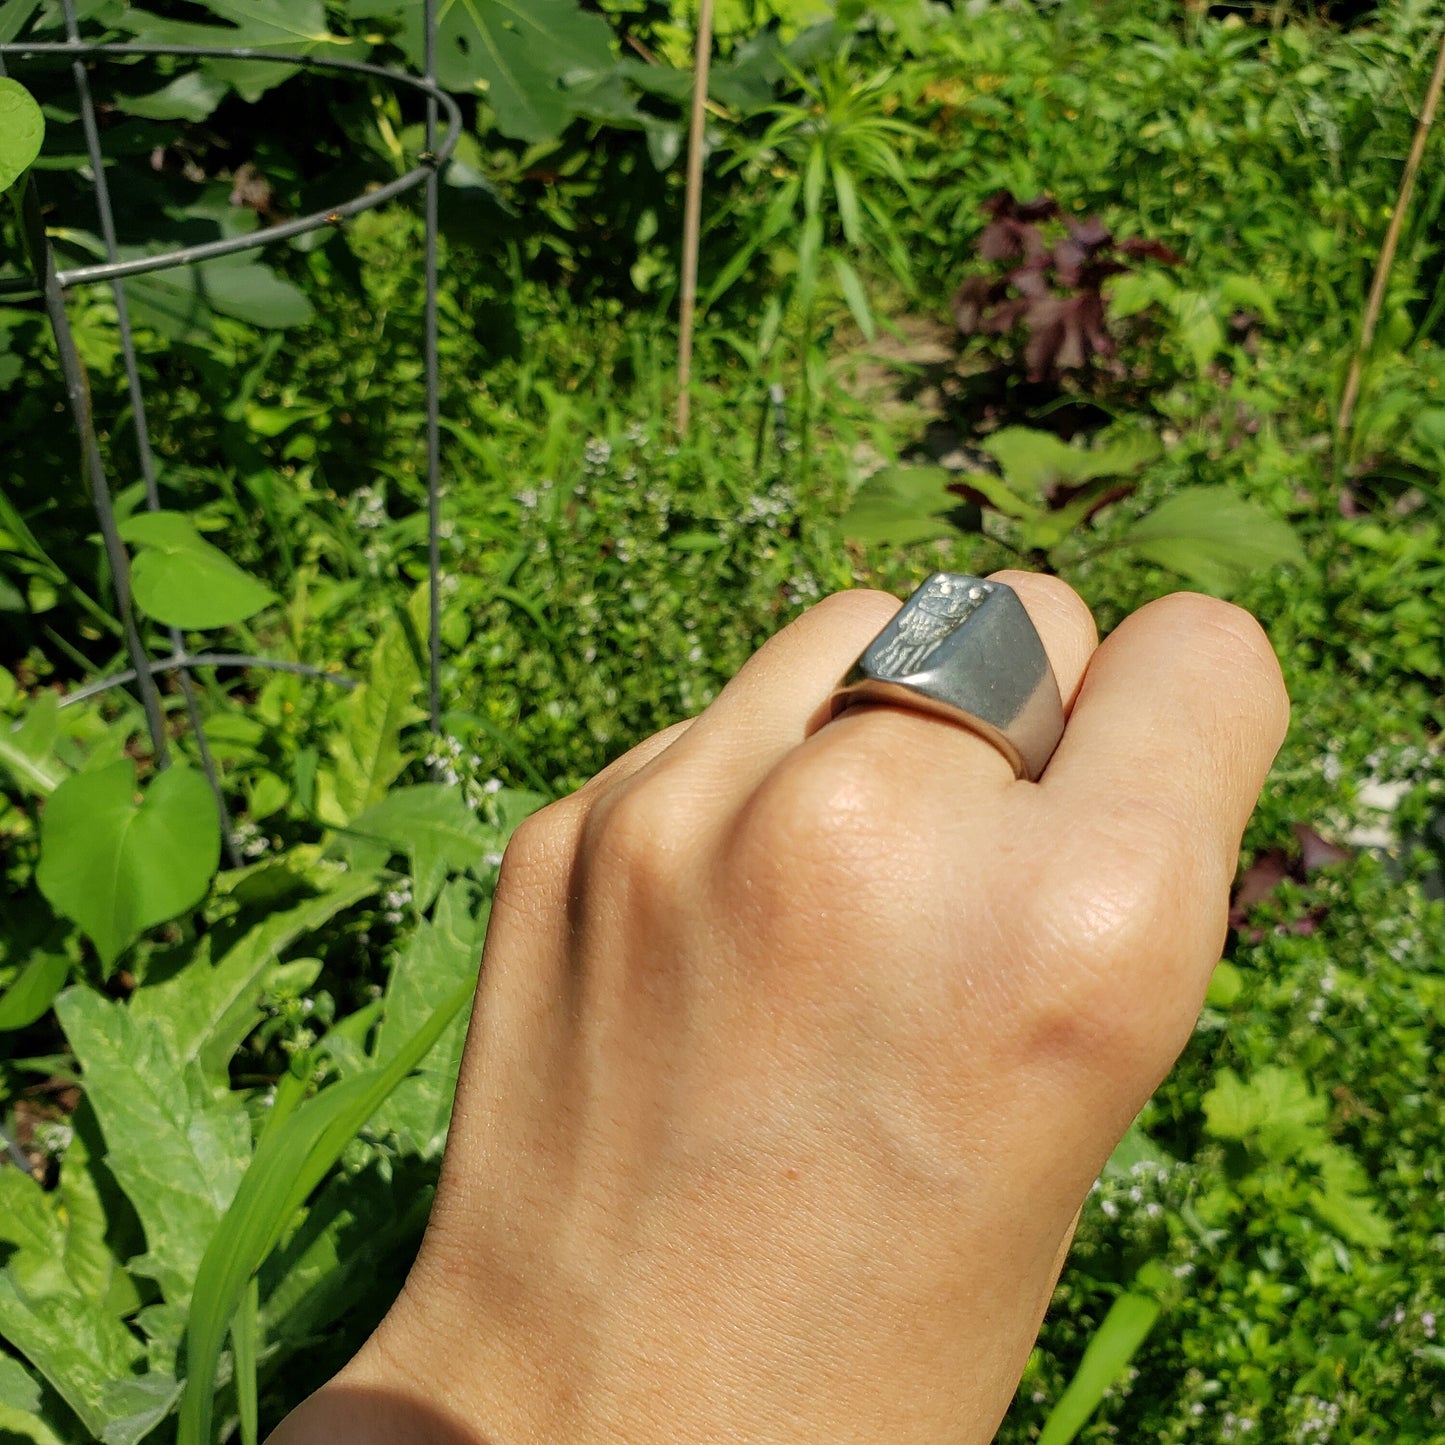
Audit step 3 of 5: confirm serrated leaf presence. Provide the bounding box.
[117,1,365,102]
[347,784,498,911]
[390,0,618,143]
[177,978,474,1445]
[1202,1065,1327,1158]
[1122,487,1305,596]
[0,1355,67,1445]
[56,988,251,1306]
[325,624,423,823]
[131,866,381,1076]
[0,1274,148,1442]
[36,761,221,969]
[839,464,963,546]
[119,510,277,630]
[0,78,44,195]
[370,880,488,1155]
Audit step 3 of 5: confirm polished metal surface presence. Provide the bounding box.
[829,573,1065,780]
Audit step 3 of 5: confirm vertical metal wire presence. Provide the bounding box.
[59,0,240,865]
[423,0,443,735]
[12,159,172,766]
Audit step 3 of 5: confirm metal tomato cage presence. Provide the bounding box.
[0,0,460,867]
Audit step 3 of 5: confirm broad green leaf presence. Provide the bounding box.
[1171,288,1226,376]
[0,79,44,196]
[391,0,618,143]
[1122,487,1305,596]
[0,689,65,797]
[0,951,69,1031]
[177,978,475,1445]
[119,510,277,630]
[59,1120,143,1316]
[36,761,221,969]
[118,1,366,101]
[0,1,45,45]
[0,1355,68,1445]
[323,624,423,823]
[0,1274,148,1443]
[370,880,489,1155]
[128,257,315,343]
[132,865,381,1076]
[56,988,251,1305]
[1036,1288,1162,1445]
[117,71,232,123]
[839,464,962,546]
[981,427,1160,497]
[346,784,498,911]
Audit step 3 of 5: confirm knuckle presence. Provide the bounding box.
[1011,846,1198,1076]
[807,585,904,636]
[580,777,693,899]
[492,801,578,917]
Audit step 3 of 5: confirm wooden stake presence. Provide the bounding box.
[676,0,715,438]
[1337,23,1445,441]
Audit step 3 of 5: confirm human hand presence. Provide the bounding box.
[270,573,1289,1445]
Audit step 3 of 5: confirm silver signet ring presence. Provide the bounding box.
[829,573,1065,781]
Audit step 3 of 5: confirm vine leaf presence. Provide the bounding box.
[119,510,277,630]
[387,0,617,143]
[0,77,44,195]
[36,760,221,969]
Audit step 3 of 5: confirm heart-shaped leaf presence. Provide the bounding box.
[37,760,221,968]
[0,78,44,195]
[119,510,276,630]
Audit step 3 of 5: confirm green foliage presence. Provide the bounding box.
[36,762,222,971]
[1,2,1443,1441]
[119,512,277,631]
[0,78,43,196]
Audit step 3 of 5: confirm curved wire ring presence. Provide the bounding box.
[0,40,465,295]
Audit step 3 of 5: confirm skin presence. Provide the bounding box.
[269,572,1290,1445]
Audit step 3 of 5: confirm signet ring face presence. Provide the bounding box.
[828,573,1065,781]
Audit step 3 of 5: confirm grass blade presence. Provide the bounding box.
[1036,1288,1161,1445]
[176,978,474,1445]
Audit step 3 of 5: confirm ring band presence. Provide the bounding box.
[829,573,1065,781]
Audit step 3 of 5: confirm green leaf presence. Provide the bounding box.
[839,464,963,546]
[323,624,423,823]
[830,250,876,341]
[346,784,498,912]
[119,510,277,630]
[56,988,251,1306]
[177,977,475,1445]
[1122,487,1305,596]
[118,1,366,102]
[117,70,231,123]
[981,427,1160,497]
[0,1355,68,1445]
[0,1274,149,1443]
[0,690,66,797]
[123,258,314,344]
[131,865,381,1077]
[1036,1288,1162,1445]
[0,951,69,1031]
[370,880,489,1155]
[36,761,221,969]
[1202,1065,1328,1158]
[0,78,44,196]
[391,0,618,143]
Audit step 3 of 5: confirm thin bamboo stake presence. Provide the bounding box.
[676,0,716,438]
[1337,23,1445,440]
